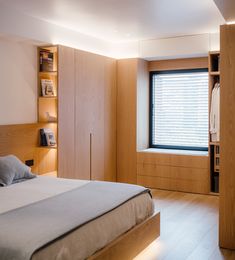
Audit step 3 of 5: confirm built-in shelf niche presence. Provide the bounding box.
[38,46,58,175]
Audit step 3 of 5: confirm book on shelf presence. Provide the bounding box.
[39,49,54,72]
[40,128,56,147]
[41,79,55,97]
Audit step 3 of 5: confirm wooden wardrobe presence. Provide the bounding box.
[58,46,116,181]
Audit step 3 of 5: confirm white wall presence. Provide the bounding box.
[0,38,37,125]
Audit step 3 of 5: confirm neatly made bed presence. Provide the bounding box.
[0,176,160,260]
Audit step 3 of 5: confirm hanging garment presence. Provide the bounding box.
[210,83,220,142]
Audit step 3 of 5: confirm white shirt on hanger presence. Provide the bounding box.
[210,83,220,142]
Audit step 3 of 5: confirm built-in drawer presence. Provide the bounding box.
[137,152,209,169]
[137,164,208,181]
[137,151,210,194]
[137,174,209,194]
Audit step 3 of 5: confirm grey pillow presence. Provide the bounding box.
[0,155,36,186]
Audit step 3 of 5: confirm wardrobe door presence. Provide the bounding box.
[58,46,76,179]
[74,50,94,180]
[91,55,117,181]
[74,50,116,181]
[89,54,105,181]
[104,58,117,182]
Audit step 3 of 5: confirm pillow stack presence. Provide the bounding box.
[0,155,36,186]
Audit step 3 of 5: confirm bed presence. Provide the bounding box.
[0,174,160,260]
[0,124,160,260]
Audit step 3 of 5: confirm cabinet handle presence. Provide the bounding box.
[90,133,92,180]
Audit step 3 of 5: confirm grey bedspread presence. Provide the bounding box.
[0,181,150,260]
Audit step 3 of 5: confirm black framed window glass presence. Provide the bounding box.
[150,69,209,151]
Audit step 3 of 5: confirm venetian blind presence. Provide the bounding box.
[151,70,208,150]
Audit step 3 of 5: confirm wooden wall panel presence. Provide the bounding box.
[219,24,235,249]
[137,152,209,194]
[148,57,208,71]
[58,46,76,179]
[0,123,57,174]
[117,59,138,184]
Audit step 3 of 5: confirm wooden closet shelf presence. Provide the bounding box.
[38,146,57,150]
[38,121,58,124]
[38,96,57,99]
[210,71,220,76]
[210,192,219,196]
[210,142,220,145]
[39,71,57,75]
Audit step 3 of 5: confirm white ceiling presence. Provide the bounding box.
[1,0,225,42]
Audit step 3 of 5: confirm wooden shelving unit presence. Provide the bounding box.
[37,46,58,175]
[208,51,220,193]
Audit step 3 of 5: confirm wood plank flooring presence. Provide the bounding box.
[135,189,235,260]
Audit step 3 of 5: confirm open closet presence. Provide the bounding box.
[209,51,220,194]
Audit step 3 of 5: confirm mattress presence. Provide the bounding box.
[0,176,154,260]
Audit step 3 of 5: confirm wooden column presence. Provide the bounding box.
[117,59,138,184]
[219,24,235,249]
[117,59,148,184]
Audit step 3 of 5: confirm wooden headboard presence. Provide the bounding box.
[0,123,57,174]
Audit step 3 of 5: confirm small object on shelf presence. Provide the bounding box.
[41,79,55,97]
[46,112,57,122]
[214,145,220,172]
[40,128,56,147]
[39,49,54,72]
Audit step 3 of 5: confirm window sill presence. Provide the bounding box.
[139,148,208,156]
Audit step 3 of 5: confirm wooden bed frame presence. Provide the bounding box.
[89,211,160,260]
[0,123,161,259]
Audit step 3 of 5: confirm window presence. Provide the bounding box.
[150,69,209,151]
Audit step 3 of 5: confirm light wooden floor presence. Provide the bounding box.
[134,189,235,260]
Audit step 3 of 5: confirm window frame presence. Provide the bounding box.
[149,68,209,151]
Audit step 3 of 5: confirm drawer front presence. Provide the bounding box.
[137,174,209,194]
[137,152,209,169]
[137,163,208,181]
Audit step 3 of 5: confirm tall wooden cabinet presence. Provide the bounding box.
[58,46,116,181]
[219,24,235,249]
